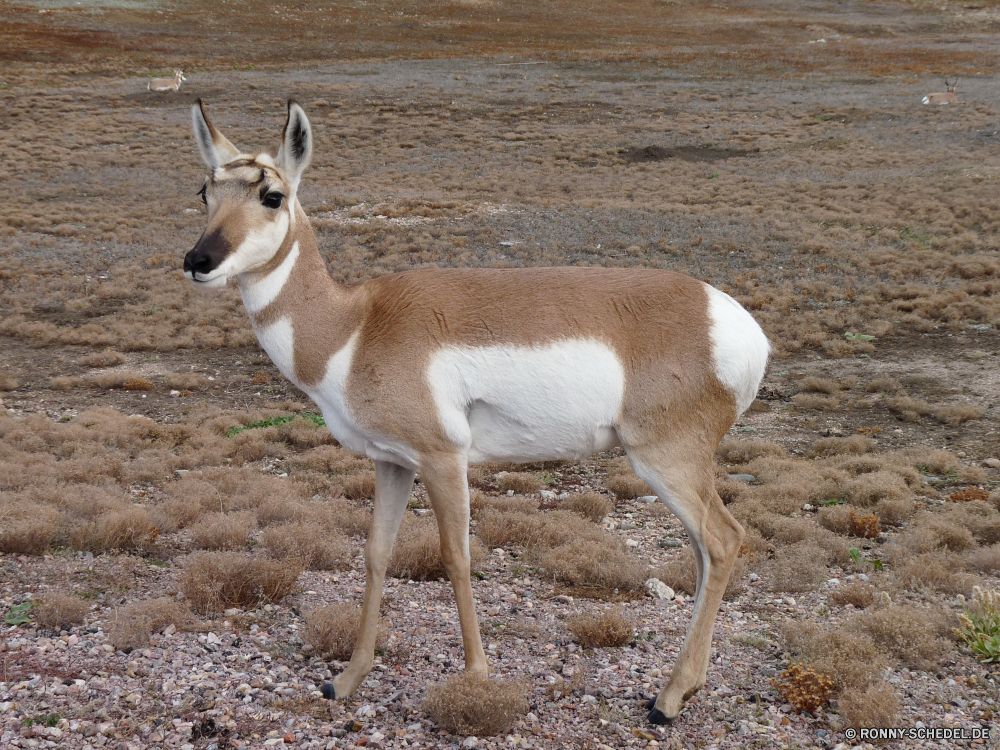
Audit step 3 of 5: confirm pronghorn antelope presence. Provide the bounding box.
[922,80,958,105]
[148,70,186,92]
[184,99,770,726]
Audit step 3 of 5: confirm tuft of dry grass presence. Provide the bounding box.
[69,506,158,554]
[0,501,61,555]
[539,533,648,595]
[652,546,746,600]
[422,672,530,737]
[340,471,376,500]
[79,349,128,368]
[965,544,1000,575]
[837,681,901,731]
[567,607,633,648]
[716,438,785,465]
[779,621,888,692]
[560,491,612,523]
[261,522,352,570]
[605,474,651,501]
[163,372,209,390]
[852,604,952,671]
[798,376,840,394]
[830,582,876,609]
[34,591,89,630]
[0,375,20,391]
[808,435,875,458]
[180,551,304,615]
[387,517,486,581]
[496,472,543,495]
[107,598,199,651]
[935,403,984,426]
[302,604,388,660]
[766,542,831,593]
[189,511,256,550]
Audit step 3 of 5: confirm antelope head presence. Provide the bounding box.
[184,99,313,288]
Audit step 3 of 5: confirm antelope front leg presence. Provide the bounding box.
[421,454,489,677]
[322,461,415,700]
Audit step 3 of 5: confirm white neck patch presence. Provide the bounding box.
[239,241,299,314]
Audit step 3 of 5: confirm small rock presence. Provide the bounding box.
[625,539,639,547]
[984,458,1000,469]
[414,509,433,517]
[540,490,556,500]
[555,595,573,604]
[282,733,295,743]
[462,737,479,748]
[658,538,683,548]
[728,474,756,483]
[645,579,675,600]
[802,503,813,511]
[637,495,658,504]
[826,578,840,587]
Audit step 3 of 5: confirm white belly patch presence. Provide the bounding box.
[427,339,626,463]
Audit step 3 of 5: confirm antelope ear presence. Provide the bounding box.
[191,99,240,170]
[276,100,312,190]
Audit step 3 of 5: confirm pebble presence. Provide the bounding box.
[658,538,683,548]
[983,458,1000,468]
[637,495,658,503]
[644,579,675,600]
[728,474,756,483]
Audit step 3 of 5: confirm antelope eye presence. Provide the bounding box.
[197,185,207,205]
[263,192,284,209]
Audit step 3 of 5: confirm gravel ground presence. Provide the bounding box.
[2,487,997,750]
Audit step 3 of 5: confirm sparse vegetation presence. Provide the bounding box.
[422,673,529,736]
[567,607,633,648]
[303,604,388,661]
[34,591,89,630]
[180,552,304,615]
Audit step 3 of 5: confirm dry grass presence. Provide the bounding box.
[780,621,889,692]
[495,472,543,495]
[0,500,61,555]
[830,582,876,609]
[302,604,388,661]
[34,591,90,630]
[79,350,128,368]
[567,607,634,648]
[180,552,305,615]
[261,522,352,570]
[387,517,486,581]
[422,672,529,737]
[559,491,613,523]
[340,471,376,500]
[68,506,158,554]
[837,681,901,731]
[808,435,875,458]
[605,474,651,502]
[852,604,952,671]
[163,372,209,391]
[189,511,256,550]
[767,542,832,593]
[716,439,786,465]
[106,598,199,651]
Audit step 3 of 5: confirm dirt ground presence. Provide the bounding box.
[2,1,1000,749]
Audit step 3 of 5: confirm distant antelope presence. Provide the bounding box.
[184,100,770,726]
[922,79,958,105]
[148,70,186,93]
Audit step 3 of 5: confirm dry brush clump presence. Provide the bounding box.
[567,607,633,648]
[837,681,901,731]
[652,546,746,600]
[180,551,305,615]
[559,491,613,523]
[422,672,530,737]
[34,591,90,630]
[261,522,353,570]
[388,517,486,581]
[0,499,61,555]
[495,471,543,495]
[189,511,256,550]
[772,664,835,714]
[303,604,388,661]
[106,598,200,651]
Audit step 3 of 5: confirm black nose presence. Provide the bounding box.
[183,249,214,276]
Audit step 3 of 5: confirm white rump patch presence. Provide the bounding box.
[239,241,299,314]
[705,284,770,415]
[427,340,625,463]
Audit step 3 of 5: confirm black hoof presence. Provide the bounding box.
[644,696,656,711]
[320,682,337,700]
[648,708,674,726]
